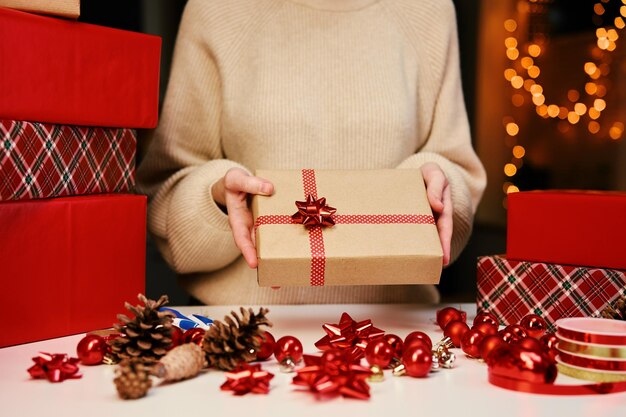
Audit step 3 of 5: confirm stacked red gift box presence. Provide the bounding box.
[477,191,626,332]
[0,4,161,347]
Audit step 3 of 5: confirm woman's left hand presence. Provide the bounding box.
[421,162,452,266]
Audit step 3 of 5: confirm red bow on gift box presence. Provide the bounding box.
[292,195,336,228]
[314,312,385,360]
[27,352,82,383]
[293,350,372,400]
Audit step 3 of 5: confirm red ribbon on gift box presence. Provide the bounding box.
[255,169,435,286]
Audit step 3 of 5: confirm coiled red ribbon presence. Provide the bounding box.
[254,169,435,286]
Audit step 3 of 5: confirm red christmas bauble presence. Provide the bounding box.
[402,343,432,378]
[460,329,485,359]
[436,307,467,330]
[517,337,544,353]
[274,336,303,363]
[443,320,470,347]
[479,335,507,361]
[519,314,547,339]
[498,329,522,345]
[255,331,276,361]
[504,324,528,340]
[473,311,499,328]
[383,334,404,358]
[183,328,206,346]
[404,331,432,351]
[488,345,557,385]
[76,334,107,365]
[169,326,184,350]
[365,338,394,367]
[539,333,558,350]
[472,322,498,337]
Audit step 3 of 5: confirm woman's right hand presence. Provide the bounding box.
[211,168,274,268]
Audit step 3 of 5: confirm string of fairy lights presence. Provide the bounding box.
[501,0,626,202]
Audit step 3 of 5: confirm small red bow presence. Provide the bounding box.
[293,350,372,400]
[314,312,385,360]
[220,363,274,395]
[292,195,336,228]
[27,352,82,383]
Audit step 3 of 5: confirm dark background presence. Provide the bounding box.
[78,0,617,305]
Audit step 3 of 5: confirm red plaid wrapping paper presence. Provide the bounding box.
[0,120,135,201]
[476,255,626,332]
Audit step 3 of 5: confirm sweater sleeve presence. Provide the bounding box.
[395,2,486,262]
[136,0,247,274]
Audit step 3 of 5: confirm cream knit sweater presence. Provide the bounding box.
[137,0,487,305]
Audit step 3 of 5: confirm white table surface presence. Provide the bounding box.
[1,303,624,417]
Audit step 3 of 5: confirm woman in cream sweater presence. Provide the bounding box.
[137,0,487,305]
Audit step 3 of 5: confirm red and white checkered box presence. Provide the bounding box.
[476,255,626,332]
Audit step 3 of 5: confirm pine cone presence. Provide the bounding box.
[202,307,272,371]
[114,358,153,400]
[601,294,626,320]
[152,343,206,382]
[109,294,175,363]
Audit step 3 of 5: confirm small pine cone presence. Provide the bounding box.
[202,307,272,371]
[601,294,626,320]
[114,358,153,400]
[109,294,176,363]
[152,343,207,382]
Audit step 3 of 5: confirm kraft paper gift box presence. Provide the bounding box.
[0,0,80,19]
[252,169,443,287]
[0,194,146,347]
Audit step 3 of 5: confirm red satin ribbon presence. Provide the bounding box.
[557,328,626,346]
[488,372,626,395]
[558,351,626,372]
[255,169,435,286]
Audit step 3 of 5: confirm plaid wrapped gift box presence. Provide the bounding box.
[476,255,626,332]
[0,120,135,201]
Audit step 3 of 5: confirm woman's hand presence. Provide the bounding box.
[421,163,452,266]
[212,168,274,268]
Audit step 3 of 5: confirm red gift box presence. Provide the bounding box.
[476,255,626,332]
[0,120,136,201]
[0,194,146,347]
[0,7,160,128]
[507,191,626,270]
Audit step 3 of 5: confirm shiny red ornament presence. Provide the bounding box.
[473,311,499,328]
[443,320,470,347]
[314,312,385,360]
[293,350,372,399]
[254,331,276,361]
[479,335,507,361]
[461,330,485,359]
[27,352,82,383]
[498,329,522,345]
[539,333,558,350]
[487,345,557,385]
[183,328,206,346]
[404,331,432,351]
[169,326,184,350]
[383,334,404,358]
[519,314,547,339]
[472,322,498,337]
[401,343,432,378]
[275,336,304,364]
[220,363,274,395]
[436,307,467,330]
[76,334,107,365]
[292,195,336,228]
[365,338,394,368]
[517,337,544,353]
